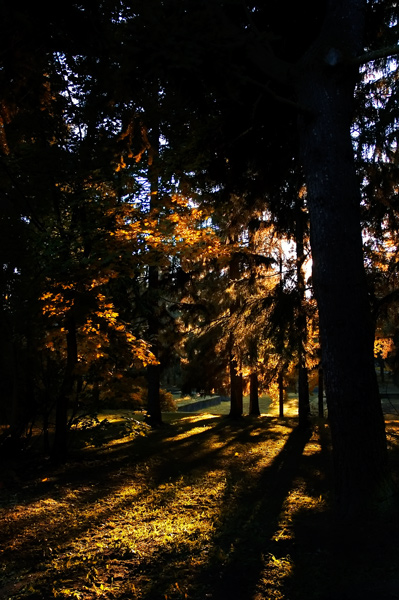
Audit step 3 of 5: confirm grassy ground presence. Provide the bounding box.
[1,402,399,600]
[175,393,275,416]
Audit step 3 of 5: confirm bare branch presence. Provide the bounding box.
[241,74,310,114]
[354,44,399,66]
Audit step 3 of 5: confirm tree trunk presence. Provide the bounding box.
[229,332,243,418]
[228,241,243,419]
[377,354,385,383]
[147,360,162,425]
[296,0,390,515]
[278,370,284,418]
[249,371,260,416]
[298,361,310,428]
[146,265,162,426]
[51,316,77,462]
[145,125,163,427]
[318,366,324,418]
[10,343,20,432]
[296,195,310,426]
[248,335,260,416]
[247,221,260,417]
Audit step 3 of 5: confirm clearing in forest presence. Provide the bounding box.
[1,410,399,600]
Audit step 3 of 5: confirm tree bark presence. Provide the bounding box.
[318,366,324,418]
[51,315,77,462]
[298,360,310,428]
[228,241,243,419]
[278,370,284,418]
[146,264,162,426]
[249,371,260,416]
[145,125,163,427]
[296,0,390,515]
[248,335,260,415]
[229,332,243,418]
[145,273,162,426]
[296,195,310,427]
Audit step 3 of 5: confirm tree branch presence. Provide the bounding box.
[354,44,399,66]
[241,74,310,114]
[372,288,399,321]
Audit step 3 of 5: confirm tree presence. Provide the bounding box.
[144,0,396,513]
[145,124,163,427]
[2,0,398,512]
[293,0,395,514]
[295,191,311,428]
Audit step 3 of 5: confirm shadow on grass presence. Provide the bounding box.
[0,416,286,570]
[3,413,379,600]
[141,422,314,600]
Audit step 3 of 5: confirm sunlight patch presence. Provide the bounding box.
[164,424,215,442]
[258,552,294,599]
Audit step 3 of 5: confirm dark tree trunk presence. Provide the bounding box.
[278,370,284,418]
[377,354,385,383]
[145,127,163,427]
[10,344,20,432]
[147,360,162,425]
[229,332,243,418]
[298,361,310,428]
[43,408,50,455]
[318,366,324,418]
[249,371,260,416]
[145,264,163,426]
[296,195,310,427]
[296,0,390,515]
[51,316,77,462]
[228,241,243,419]
[248,335,260,416]
[247,222,260,417]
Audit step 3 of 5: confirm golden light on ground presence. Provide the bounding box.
[3,412,397,599]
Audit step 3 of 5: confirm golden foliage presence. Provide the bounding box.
[41,284,157,379]
[38,182,230,403]
[374,336,394,359]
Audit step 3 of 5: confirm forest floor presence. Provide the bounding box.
[1,400,399,600]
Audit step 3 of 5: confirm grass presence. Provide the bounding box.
[1,403,399,600]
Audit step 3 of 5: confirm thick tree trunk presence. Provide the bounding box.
[296,0,390,515]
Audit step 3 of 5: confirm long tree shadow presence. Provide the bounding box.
[287,420,399,600]
[201,424,313,600]
[142,423,313,600]
[0,415,285,588]
[0,414,315,599]
[148,415,290,484]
